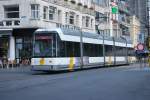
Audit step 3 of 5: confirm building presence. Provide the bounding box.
[147,0,150,36]
[130,15,140,47]
[0,0,97,63]
[129,0,147,43]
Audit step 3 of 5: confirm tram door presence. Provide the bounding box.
[0,37,9,58]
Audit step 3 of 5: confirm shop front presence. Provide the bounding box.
[13,28,37,64]
[0,29,13,59]
[0,36,9,58]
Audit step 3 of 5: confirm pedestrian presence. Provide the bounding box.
[2,55,8,68]
[0,57,3,68]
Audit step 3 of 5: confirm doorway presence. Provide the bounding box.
[0,37,9,58]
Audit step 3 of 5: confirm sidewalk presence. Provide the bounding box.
[0,65,32,73]
[0,63,149,73]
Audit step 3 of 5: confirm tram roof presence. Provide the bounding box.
[34,28,133,48]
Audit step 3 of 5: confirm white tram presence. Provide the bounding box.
[31,28,135,71]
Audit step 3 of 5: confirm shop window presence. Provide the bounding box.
[15,37,32,59]
[0,37,9,58]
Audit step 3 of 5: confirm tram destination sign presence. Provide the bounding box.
[35,35,52,40]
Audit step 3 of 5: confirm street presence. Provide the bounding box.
[0,64,150,100]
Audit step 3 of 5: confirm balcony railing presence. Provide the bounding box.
[0,19,20,27]
[43,0,95,16]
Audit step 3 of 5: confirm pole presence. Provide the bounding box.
[126,39,128,64]
[80,28,83,68]
[113,37,116,65]
[103,32,105,66]
[121,36,128,64]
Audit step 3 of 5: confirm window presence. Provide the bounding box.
[57,10,62,22]
[43,6,48,19]
[82,16,85,27]
[15,37,32,59]
[4,5,19,18]
[49,6,56,20]
[69,12,75,24]
[65,12,69,24]
[31,4,40,19]
[33,34,54,57]
[76,15,79,26]
[86,16,90,27]
[91,19,93,28]
[0,22,4,26]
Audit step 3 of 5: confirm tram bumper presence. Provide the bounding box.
[31,65,55,71]
[31,65,69,71]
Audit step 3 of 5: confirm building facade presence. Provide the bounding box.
[129,0,147,43]
[0,0,133,64]
[130,15,140,47]
[147,0,150,36]
[0,0,97,62]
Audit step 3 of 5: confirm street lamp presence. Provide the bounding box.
[112,36,116,65]
[95,16,108,66]
[79,28,83,68]
[120,36,128,64]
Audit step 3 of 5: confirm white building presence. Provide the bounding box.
[0,0,97,62]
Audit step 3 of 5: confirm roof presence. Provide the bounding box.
[35,28,133,48]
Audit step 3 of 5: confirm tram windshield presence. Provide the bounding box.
[33,34,53,57]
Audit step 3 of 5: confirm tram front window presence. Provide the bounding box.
[33,35,53,57]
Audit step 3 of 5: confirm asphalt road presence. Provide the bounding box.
[0,64,150,100]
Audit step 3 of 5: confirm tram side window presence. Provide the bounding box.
[57,41,80,57]
[74,42,80,57]
[57,41,103,57]
[115,46,124,56]
[105,45,113,56]
[84,43,103,57]
[57,41,135,57]
[128,48,135,56]
[66,42,74,57]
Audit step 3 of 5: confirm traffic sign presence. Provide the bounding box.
[137,43,144,51]
[112,6,118,14]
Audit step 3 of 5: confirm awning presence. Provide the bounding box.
[0,29,12,36]
[13,28,37,36]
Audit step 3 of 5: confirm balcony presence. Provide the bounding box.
[46,0,95,16]
[118,1,130,14]
[0,19,20,28]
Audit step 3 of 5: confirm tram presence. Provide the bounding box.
[31,28,135,71]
